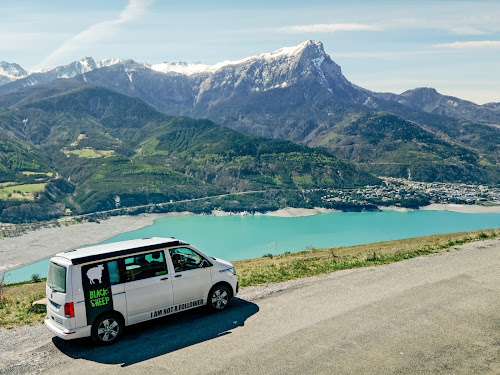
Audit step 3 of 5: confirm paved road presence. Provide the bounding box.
[1,239,499,374]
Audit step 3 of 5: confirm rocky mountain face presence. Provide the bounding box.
[0,61,28,85]
[0,41,367,111]
[2,42,498,129]
[0,57,122,94]
[375,87,500,125]
[484,102,500,112]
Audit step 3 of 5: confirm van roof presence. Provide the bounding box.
[54,237,187,265]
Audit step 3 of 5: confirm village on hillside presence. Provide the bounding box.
[316,177,500,208]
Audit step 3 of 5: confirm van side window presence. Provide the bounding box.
[169,248,209,272]
[107,261,120,285]
[107,251,168,284]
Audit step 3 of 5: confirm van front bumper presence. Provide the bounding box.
[44,316,91,340]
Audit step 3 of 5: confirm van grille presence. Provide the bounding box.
[48,299,61,309]
[54,316,63,326]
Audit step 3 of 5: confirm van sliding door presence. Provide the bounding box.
[114,251,173,324]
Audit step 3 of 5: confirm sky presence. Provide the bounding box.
[1,0,499,104]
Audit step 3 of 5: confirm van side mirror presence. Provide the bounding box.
[201,259,211,268]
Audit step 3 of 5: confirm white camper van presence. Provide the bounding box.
[45,237,238,345]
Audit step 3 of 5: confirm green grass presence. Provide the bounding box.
[0,280,46,329]
[233,229,500,287]
[21,171,53,177]
[0,183,46,200]
[481,201,500,207]
[63,148,115,158]
[0,229,498,328]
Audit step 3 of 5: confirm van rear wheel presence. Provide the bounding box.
[91,313,123,345]
[208,285,232,311]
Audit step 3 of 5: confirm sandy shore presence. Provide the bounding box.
[419,203,500,214]
[378,206,416,212]
[261,207,342,217]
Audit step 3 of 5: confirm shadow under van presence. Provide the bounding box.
[52,298,259,367]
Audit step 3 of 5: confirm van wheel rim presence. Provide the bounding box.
[97,319,119,342]
[212,289,228,309]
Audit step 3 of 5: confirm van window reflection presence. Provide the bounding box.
[169,248,208,272]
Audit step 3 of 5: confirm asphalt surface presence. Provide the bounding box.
[1,239,499,374]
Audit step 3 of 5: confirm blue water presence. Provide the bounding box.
[3,210,500,284]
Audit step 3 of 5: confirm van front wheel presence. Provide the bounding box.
[208,285,232,311]
[91,313,123,345]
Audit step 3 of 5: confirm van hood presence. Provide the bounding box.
[212,257,234,269]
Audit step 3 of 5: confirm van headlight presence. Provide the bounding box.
[221,267,237,276]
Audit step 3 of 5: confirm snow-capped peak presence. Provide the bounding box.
[151,40,326,76]
[0,61,28,79]
[78,57,124,72]
[48,57,125,79]
[150,61,210,75]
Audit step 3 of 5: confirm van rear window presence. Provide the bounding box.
[47,262,67,293]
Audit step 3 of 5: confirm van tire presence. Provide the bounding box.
[207,284,232,312]
[91,312,124,345]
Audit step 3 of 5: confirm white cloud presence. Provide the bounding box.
[279,23,381,34]
[433,41,500,49]
[39,0,154,68]
[447,26,487,36]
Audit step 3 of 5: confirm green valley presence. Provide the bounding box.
[0,82,378,223]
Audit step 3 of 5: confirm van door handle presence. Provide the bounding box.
[161,277,169,280]
[175,275,182,278]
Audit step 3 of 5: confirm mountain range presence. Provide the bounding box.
[0,41,498,222]
[2,41,499,125]
[2,41,498,175]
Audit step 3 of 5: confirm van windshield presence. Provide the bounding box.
[47,262,67,293]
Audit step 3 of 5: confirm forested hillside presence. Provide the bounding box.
[0,82,378,222]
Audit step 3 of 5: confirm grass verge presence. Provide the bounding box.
[233,229,500,287]
[0,229,499,329]
[0,280,46,329]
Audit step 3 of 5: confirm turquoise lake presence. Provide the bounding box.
[3,210,500,283]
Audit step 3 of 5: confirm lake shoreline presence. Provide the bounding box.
[1,204,499,275]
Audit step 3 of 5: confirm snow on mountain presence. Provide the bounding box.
[150,40,323,76]
[51,57,124,79]
[0,57,124,89]
[1,41,340,96]
[3,41,497,127]
[44,39,360,120]
[0,61,29,85]
[145,40,350,103]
